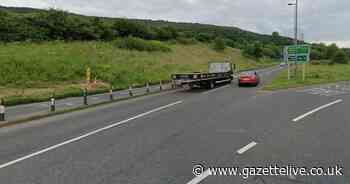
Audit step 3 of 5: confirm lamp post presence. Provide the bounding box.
[288,0,298,77]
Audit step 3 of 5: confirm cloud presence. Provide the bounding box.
[1,0,349,47]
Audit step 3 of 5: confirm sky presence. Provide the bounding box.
[1,0,349,47]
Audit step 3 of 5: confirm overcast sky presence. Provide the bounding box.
[1,0,349,47]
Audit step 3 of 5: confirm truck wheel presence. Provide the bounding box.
[209,81,215,89]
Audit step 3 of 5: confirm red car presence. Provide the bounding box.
[238,71,260,87]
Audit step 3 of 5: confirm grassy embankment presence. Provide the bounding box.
[0,41,275,105]
[264,63,350,90]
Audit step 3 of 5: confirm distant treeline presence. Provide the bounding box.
[0,7,348,62]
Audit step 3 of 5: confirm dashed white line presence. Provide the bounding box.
[237,141,258,155]
[186,170,211,184]
[0,100,183,169]
[293,99,343,122]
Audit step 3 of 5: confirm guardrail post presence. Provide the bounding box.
[110,87,114,101]
[172,80,176,89]
[83,88,88,105]
[129,85,133,96]
[159,80,163,91]
[146,82,150,93]
[50,95,56,112]
[0,99,5,121]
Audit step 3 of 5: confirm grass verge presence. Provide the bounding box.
[263,63,350,90]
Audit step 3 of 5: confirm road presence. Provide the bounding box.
[0,66,349,184]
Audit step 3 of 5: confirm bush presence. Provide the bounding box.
[243,42,263,58]
[213,37,225,51]
[176,37,197,45]
[114,37,171,52]
[332,50,348,64]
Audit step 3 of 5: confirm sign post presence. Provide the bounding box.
[284,45,311,81]
[302,63,306,81]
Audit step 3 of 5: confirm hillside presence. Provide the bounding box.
[0,5,293,48]
[0,41,275,105]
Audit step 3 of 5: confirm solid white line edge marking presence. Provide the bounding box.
[187,169,211,184]
[293,99,343,122]
[0,100,183,169]
[237,141,258,155]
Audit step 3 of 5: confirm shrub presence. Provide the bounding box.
[114,37,171,52]
[332,50,348,64]
[213,37,225,51]
[176,37,197,45]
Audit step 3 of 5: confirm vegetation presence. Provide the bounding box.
[0,41,275,105]
[331,50,348,64]
[1,6,349,103]
[0,7,290,59]
[213,37,226,51]
[1,6,349,59]
[264,63,350,90]
[114,37,171,52]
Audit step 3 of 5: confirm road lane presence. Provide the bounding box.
[0,85,260,183]
[202,88,350,183]
[0,66,290,184]
[0,101,183,169]
[0,90,191,164]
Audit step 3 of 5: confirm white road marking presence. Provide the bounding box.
[65,103,74,106]
[187,169,211,184]
[202,85,230,95]
[0,101,183,169]
[293,99,343,122]
[237,141,258,154]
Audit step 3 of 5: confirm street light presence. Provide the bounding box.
[288,0,298,76]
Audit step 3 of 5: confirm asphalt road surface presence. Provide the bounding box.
[1,66,349,184]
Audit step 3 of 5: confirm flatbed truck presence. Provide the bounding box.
[171,62,234,89]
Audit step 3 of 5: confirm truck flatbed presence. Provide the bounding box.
[171,62,234,89]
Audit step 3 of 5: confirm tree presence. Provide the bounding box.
[242,42,263,58]
[113,19,153,40]
[262,47,275,58]
[332,50,348,64]
[195,33,212,42]
[326,43,339,59]
[272,31,280,38]
[310,49,322,60]
[253,42,263,58]
[213,37,225,51]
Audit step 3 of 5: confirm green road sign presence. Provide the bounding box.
[285,45,310,64]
